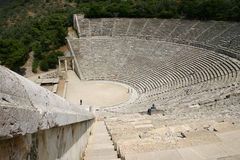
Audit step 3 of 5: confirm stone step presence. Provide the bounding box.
[84,155,119,160]
[94,131,109,134]
[85,148,117,155]
[89,136,111,140]
[88,139,113,144]
[85,151,116,157]
[92,134,110,137]
[93,129,108,133]
[131,120,152,125]
[87,144,115,150]
[135,124,154,129]
[94,128,108,131]
[89,138,111,142]
[84,121,118,160]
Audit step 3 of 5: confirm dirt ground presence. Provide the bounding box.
[65,71,130,107]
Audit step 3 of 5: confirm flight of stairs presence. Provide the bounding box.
[84,121,120,160]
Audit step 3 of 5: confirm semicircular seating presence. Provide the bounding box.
[69,16,240,115]
[73,16,240,56]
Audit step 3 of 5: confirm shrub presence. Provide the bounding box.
[32,59,39,73]
[0,38,27,71]
[46,51,64,69]
[39,59,49,71]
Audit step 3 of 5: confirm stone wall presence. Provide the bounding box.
[0,65,95,159]
[0,119,94,160]
[66,37,83,79]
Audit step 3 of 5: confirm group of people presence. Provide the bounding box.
[147,103,156,115]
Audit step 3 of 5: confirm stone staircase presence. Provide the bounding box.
[84,121,120,160]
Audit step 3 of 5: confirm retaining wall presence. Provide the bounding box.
[0,65,95,160]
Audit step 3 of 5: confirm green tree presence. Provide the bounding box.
[46,51,64,69]
[0,39,27,71]
[39,59,49,71]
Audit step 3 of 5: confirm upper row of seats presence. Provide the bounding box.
[74,16,240,55]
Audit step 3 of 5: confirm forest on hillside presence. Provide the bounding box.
[0,0,239,72]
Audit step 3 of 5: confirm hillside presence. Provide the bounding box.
[0,0,239,73]
[0,0,75,73]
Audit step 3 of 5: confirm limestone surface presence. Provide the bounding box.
[0,66,94,139]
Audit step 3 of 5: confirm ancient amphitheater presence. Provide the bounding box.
[1,15,240,160]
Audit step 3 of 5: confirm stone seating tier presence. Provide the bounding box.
[74,17,240,57]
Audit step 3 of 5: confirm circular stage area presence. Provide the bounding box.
[66,71,133,107]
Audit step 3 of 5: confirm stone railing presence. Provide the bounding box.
[0,65,95,160]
